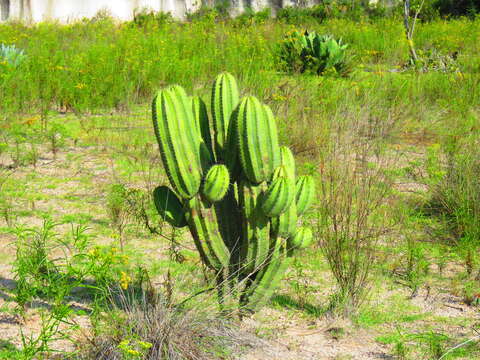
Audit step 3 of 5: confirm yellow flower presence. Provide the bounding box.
[120,271,132,290]
[127,349,141,356]
[137,341,152,349]
[75,83,86,89]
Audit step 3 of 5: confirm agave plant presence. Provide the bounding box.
[278,30,349,75]
[151,73,316,313]
[0,44,27,69]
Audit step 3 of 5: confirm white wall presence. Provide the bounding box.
[0,0,399,23]
[3,0,200,22]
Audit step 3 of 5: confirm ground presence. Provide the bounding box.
[0,109,478,359]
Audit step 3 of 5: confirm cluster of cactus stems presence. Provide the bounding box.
[152,73,315,313]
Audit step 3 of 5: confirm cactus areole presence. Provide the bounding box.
[151,73,316,314]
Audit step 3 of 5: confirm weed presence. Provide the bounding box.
[106,184,129,250]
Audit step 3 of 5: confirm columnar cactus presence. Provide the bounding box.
[152,73,316,313]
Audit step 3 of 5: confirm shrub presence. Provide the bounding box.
[276,5,328,24]
[277,30,350,76]
[276,1,391,24]
[233,8,271,26]
[317,117,394,315]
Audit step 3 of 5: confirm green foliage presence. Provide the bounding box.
[406,48,460,73]
[277,1,393,25]
[277,30,350,76]
[233,8,271,26]
[435,0,480,17]
[151,73,316,313]
[12,219,133,311]
[130,9,174,28]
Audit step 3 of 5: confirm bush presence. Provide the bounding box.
[435,0,480,17]
[426,135,480,274]
[277,30,350,76]
[276,5,328,24]
[317,116,394,315]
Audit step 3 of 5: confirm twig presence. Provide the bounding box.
[438,335,480,360]
[443,303,464,312]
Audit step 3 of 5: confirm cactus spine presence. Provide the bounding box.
[151,73,316,314]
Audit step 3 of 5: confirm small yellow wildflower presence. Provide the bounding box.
[127,349,141,356]
[120,271,132,290]
[137,341,152,350]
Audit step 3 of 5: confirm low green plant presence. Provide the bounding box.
[19,304,78,359]
[106,184,130,250]
[406,48,460,73]
[277,30,350,76]
[0,44,26,69]
[12,219,132,313]
[151,73,316,313]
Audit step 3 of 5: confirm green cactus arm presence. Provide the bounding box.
[236,97,281,184]
[213,187,242,253]
[296,175,316,215]
[211,72,239,157]
[261,176,295,217]
[241,238,291,311]
[238,181,270,276]
[192,95,214,160]
[288,226,313,252]
[202,164,230,203]
[186,197,230,271]
[279,146,296,180]
[153,186,187,228]
[271,200,298,239]
[152,87,202,199]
